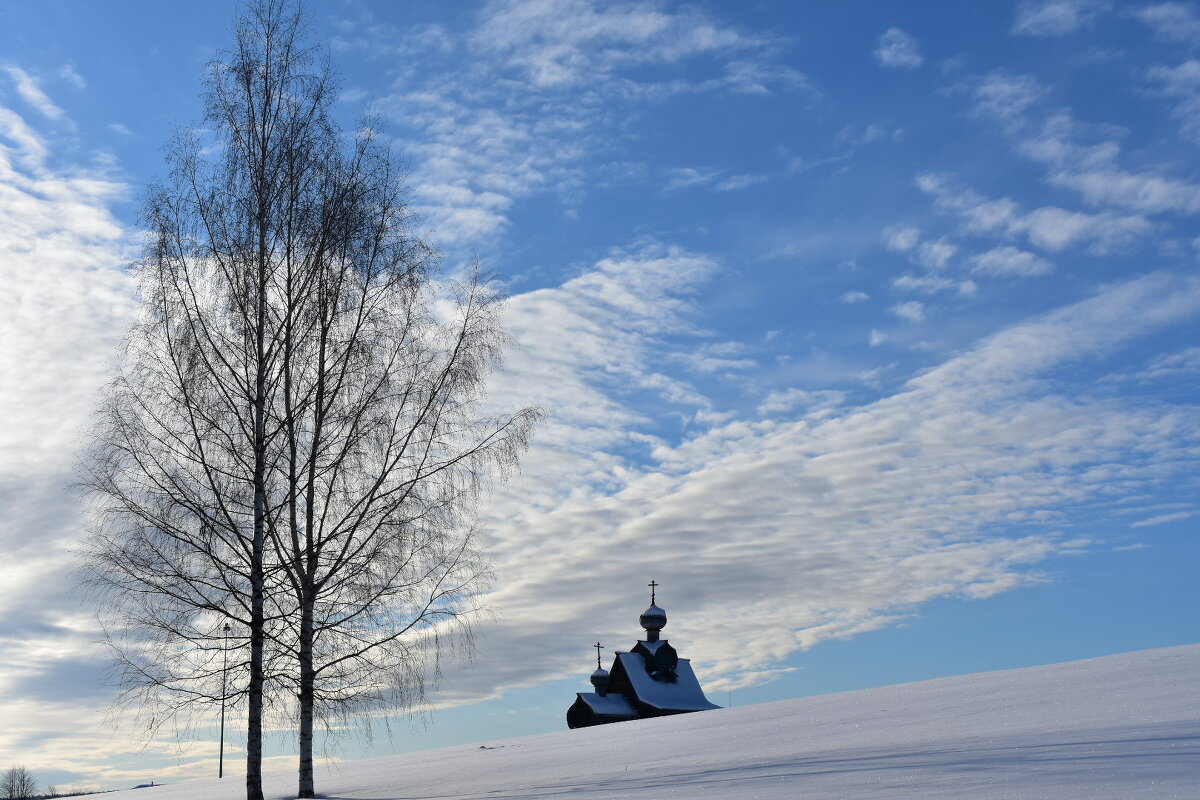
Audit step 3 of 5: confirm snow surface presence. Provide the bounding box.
[109,644,1199,799]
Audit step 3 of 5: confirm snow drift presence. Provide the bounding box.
[109,644,1199,799]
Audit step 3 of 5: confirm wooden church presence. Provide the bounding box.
[567,581,720,728]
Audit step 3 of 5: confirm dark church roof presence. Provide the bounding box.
[567,582,719,729]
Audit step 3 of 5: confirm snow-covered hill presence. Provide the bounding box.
[113,644,1200,799]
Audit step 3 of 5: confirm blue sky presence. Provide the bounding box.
[1,0,1198,790]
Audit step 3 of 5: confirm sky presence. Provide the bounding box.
[0,0,1198,791]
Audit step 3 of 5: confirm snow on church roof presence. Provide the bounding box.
[616,652,720,711]
[577,691,637,718]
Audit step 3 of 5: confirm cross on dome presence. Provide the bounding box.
[639,580,667,640]
[594,642,603,670]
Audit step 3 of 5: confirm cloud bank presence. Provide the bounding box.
[433,251,1200,704]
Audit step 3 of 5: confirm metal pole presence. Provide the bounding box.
[219,622,230,778]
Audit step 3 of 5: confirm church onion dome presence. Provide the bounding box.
[590,667,609,687]
[640,603,667,631]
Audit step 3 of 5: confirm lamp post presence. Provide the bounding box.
[219,622,230,778]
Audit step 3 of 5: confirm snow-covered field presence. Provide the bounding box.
[113,644,1199,799]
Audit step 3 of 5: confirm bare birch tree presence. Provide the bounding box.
[80,3,315,796]
[80,2,538,799]
[1,766,38,800]
[271,168,538,794]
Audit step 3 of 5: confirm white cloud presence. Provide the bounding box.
[680,341,757,374]
[893,274,978,295]
[715,173,768,192]
[384,89,587,245]
[0,109,133,494]
[366,1,803,249]
[1024,205,1151,251]
[869,329,888,346]
[912,272,1200,385]
[946,87,1200,225]
[718,60,813,96]
[841,290,870,303]
[663,166,719,192]
[967,71,1049,123]
[1016,112,1121,172]
[993,106,1200,225]
[917,238,958,269]
[662,167,763,194]
[473,0,756,88]
[1013,0,1106,36]
[979,103,1200,218]
[0,107,49,168]
[836,123,893,146]
[58,63,86,89]
[444,268,1200,705]
[970,246,1055,276]
[415,182,514,240]
[0,101,138,785]
[790,124,899,175]
[3,65,66,121]
[916,173,1153,253]
[757,388,845,416]
[1135,346,1200,379]
[664,169,768,194]
[875,28,923,69]
[884,226,960,271]
[1049,168,1200,214]
[1148,60,1200,144]
[1133,3,1200,43]
[423,204,511,240]
[483,241,721,482]
[884,225,921,251]
[891,300,926,322]
[1130,510,1194,527]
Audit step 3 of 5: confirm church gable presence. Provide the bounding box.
[631,639,679,681]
